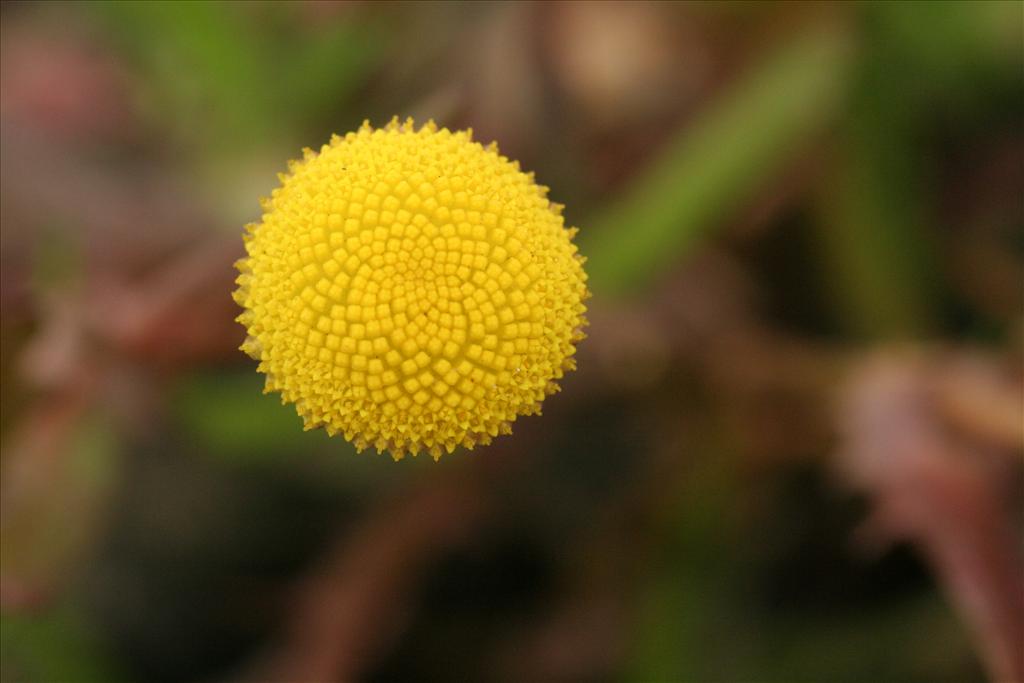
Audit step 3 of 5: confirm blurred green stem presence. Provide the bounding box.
[811,3,946,340]
[584,28,852,298]
[814,115,936,340]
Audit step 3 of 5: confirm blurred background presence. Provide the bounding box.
[1,1,1022,682]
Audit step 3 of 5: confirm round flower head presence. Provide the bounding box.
[234,118,588,460]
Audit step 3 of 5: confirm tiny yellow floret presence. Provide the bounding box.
[234,118,588,460]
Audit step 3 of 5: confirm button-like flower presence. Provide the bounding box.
[234,118,588,460]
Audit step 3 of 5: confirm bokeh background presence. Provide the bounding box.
[2,1,1022,682]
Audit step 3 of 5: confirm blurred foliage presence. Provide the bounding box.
[585,28,851,297]
[92,1,384,158]
[1,603,122,683]
[1,1,1021,682]
[1,410,119,599]
[173,372,329,462]
[814,0,1023,340]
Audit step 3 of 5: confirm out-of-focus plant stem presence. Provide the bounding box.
[813,0,1019,341]
[813,6,936,340]
[583,27,852,298]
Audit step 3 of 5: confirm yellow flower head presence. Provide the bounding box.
[234,118,588,460]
